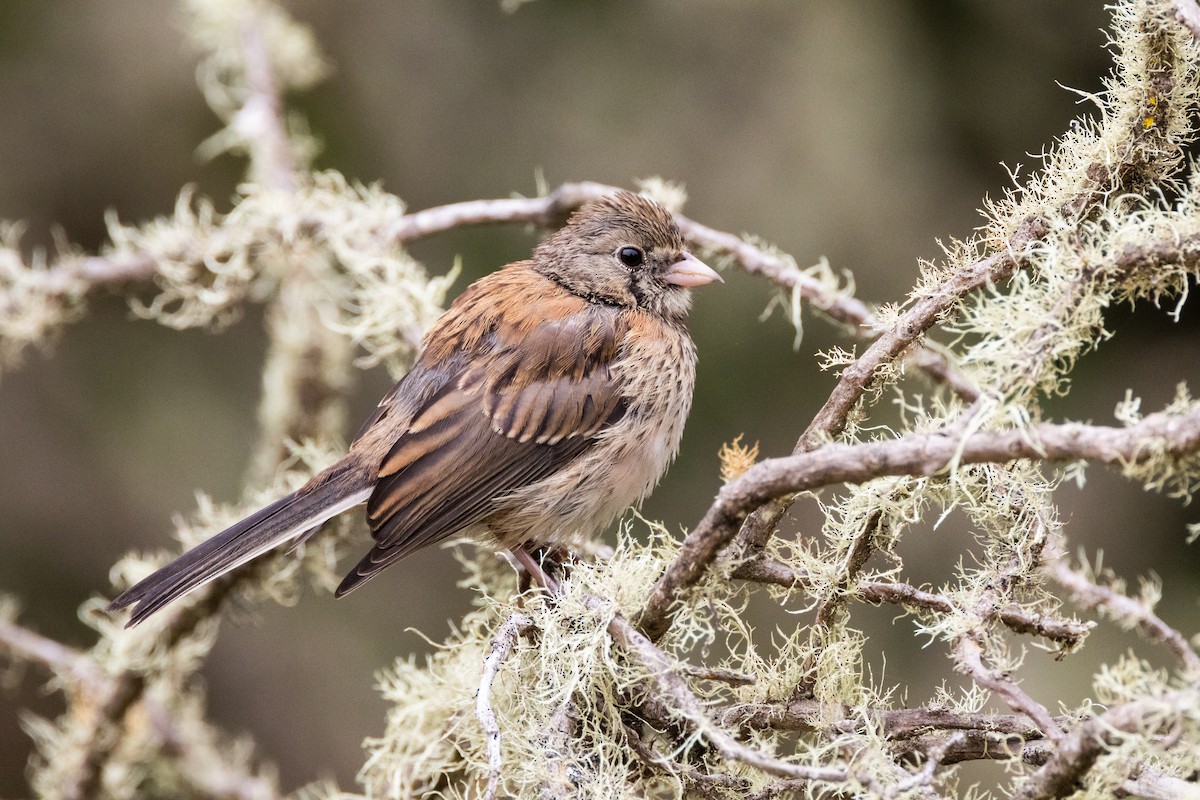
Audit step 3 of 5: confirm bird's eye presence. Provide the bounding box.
[618,246,644,268]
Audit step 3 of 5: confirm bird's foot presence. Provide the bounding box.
[510,545,569,594]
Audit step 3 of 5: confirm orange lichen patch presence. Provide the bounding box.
[719,433,760,483]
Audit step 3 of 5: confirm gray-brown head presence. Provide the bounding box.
[533,191,721,321]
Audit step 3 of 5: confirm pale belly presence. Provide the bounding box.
[489,321,697,549]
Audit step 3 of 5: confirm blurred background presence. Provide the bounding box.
[0,1,1197,794]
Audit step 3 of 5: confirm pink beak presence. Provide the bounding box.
[663,252,723,287]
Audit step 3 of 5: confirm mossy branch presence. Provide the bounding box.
[638,404,1200,642]
[2,1,1200,799]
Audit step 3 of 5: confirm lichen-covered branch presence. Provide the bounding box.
[1010,689,1199,800]
[1051,557,1200,674]
[606,611,849,784]
[732,556,1092,647]
[638,403,1200,642]
[1,605,282,800]
[476,612,533,800]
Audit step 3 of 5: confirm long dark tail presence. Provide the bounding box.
[109,465,372,627]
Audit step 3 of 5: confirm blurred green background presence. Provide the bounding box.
[0,1,1197,794]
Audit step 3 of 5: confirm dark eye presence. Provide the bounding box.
[618,246,644,268]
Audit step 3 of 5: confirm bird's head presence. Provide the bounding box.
[533,191,722,321]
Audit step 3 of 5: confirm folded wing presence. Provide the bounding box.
[336,270,630,595]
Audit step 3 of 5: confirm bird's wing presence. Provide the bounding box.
[336,270,629,596]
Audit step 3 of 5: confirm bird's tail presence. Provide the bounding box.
[109,464,372,627]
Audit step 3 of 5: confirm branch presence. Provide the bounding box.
[1011,690,1198,800]
[1050,558,1200,674]
[727,222,1048,560]
[885,731,966,799]
[953,636,1063,742]
[4,178,986,408]
[1123,766,1200,800]
[0,615,282,800]
[605,610,848,783]
[476,612,533,800]
[732,557,1092,647]
[638,405,1200,641]
[52,11,322,794]
[0,615,108,696]
[236,7,299,192]
[382,183,981,399]
[794,217,1045,454]
[716,697,1045,740]
[619,722,747,799]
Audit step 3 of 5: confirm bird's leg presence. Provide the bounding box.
[510,545,561,594]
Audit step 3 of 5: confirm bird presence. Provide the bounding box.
[109,190,722,626]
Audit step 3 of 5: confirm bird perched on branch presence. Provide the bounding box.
[110,191,722,625]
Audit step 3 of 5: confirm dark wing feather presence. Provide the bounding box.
[110,462,372,625]
[336,269,628,596]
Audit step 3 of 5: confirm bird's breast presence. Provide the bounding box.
[483,313,699,549]
[607,316,698,478]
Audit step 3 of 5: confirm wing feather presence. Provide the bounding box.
[337,268,631,596]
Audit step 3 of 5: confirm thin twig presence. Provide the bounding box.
[476,612,532,800]
[732,556,1092,647]
[1051,558,1200,674]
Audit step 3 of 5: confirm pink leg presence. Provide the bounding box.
[510,546,560,593]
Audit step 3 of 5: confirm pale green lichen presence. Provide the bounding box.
[350,527,676,800]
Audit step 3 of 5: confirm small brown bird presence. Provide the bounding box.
[110,191,721,625]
